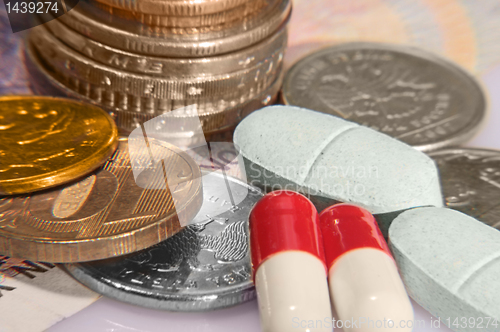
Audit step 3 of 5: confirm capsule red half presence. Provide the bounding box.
[250,191,332,332]
[319,204,413,332]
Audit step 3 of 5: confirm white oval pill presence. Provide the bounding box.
[389,207,500,332]
[234,105,443,219]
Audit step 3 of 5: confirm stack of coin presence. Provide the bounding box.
[24,0,291,139]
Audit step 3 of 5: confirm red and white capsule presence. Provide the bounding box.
[319,204,413,332]
[250,191,332,332]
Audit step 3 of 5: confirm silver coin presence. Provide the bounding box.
[429,147,500,229]
[24,40,284,134]
[66,172,263,311]
[282,43,487,151]
[42,17,287,77]
[49,0,291,57]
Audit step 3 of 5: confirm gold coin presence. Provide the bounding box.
[0,96,118,195]
[0,138,203,262]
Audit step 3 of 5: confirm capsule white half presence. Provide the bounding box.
[256,251,333,332]
[329,249,413,332]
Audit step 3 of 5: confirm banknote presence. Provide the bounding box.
[1,0,500,331]
[0,3,31,95]
[0,256,100,332]
[286,0,500,74]
[0,8,101,332]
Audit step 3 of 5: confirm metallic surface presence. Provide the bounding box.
[429,147,500,229]
[42,18,287,77]
[66,172,263,311]
[29,25,283,101]
[92,0,264,28]
[93,0,251,16]
[0,139,203,262]
[25,41,284,134]
[282,43,487,151]
[0,96,118,195]
[52,0,291,57]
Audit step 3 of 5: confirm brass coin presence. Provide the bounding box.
[50,0,290,57]
[25,39,285,135]
[92,0,251,16]
[91,0,264,28]
[0,96,118,195]
[0,138,203,262]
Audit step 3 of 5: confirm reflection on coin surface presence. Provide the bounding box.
[430,148,500,229]
[282,43,487,151]
[25,39,285,134]
[30,25,281,100]
[0,139,203,262]
[93,0,251,16]
[54,0,290,57]
[66,172,263,311]
[40,18,287,77]
[0,96,118,195]
[92,0,264,28]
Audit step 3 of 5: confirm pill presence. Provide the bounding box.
[389,207,500,332]
[319,204,413,332]
[234,105,443,234]
[250,190,332,332]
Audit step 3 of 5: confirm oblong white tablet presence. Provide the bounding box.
[234,105,443,217]
[389,207,500,332]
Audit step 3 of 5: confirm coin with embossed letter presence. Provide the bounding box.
[430,147,500,229]
[282,43,487,151]
[39,18,287,77]
[24,39,284,135]
[0,138,203,263]
[65,171,263,311]
[0,96,118,195]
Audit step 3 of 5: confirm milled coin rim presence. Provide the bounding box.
[93,0,251,16]
[428,147,500,158]
[29,24,284,99]
[91,0,264,28]
[0,138,204,263]
[48,0,291,57]
[282,42,488,152]
[0,95,119,195]
[41,17,287,77]
[65,172,262,311]
[24,38,285,133]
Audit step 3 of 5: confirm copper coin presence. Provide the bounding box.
[0,138,203,263]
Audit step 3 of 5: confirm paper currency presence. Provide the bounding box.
[0,4,30,94]
[286,0,500,73]
[0,256,100,332]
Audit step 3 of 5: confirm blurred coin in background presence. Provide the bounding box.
[430,147,500,229]
[282,43,487,151]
